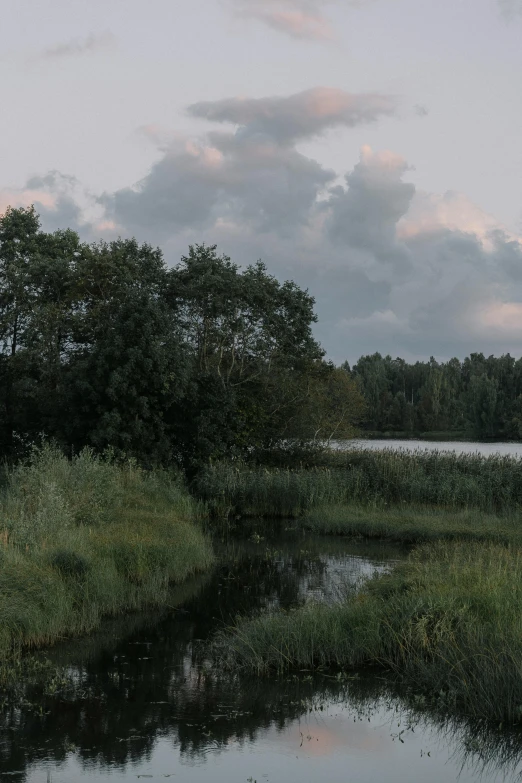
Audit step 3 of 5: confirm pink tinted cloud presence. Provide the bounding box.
[480,301,522,333]
[233,0,336,42]
[0,189,57,215]
[189,87,398,143]
[252,8,335,40]
[398,190,522,251]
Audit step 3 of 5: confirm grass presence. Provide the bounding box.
[212,540,522,723]
[194,462,346,518]
[302,504,522,545]
[195,448,522,519]
[0,445,213,662]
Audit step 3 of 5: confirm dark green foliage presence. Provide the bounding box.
[350,351,522,440]
[166,245,333,471]
[55,237,190,463]
[1,211,356,468]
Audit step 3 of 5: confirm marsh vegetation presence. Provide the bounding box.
[0,445,212,663]
[195,447,522,519]
[213,541,522,723]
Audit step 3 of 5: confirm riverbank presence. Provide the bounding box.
[0,446,213,663]
[4,534,520,783]
[213,540,522,723]
[202,449,522,724]
[301,504,522,544]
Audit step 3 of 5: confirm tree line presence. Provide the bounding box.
[0,207,363,470]
[347,352,522,440]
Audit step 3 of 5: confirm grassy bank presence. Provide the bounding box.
[195,449,522,518]
[302,504,522,544]
[212,541,522,722]
[0,446,213,661]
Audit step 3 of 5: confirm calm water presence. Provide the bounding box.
[2,532,522,783]
[337,438,522,457]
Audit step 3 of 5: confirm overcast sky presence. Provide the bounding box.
[2,0,522,362]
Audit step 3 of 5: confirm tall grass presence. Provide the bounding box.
[195,448,522,518]
[302,504,522,544]
[212,541,522,723]
[0,445,213,660]
[194,462,345,518]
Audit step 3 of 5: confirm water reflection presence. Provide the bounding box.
[1,534,522,783]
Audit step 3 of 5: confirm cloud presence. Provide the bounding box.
[101,100,522,361]
[230,0,373,41]
[101,130,336,238]
[188,87,399,144]
[0,188,57,215]
[231,0,337,41]
[1,172,100,236]
[35,32,115,61]
[414,104,429,117]
[100,87,397,242]
[8,86,522,363]
[498,0,522,19]
[327,145,415,273]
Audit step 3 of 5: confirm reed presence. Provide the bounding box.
[0,445,213,661]
[195,448,522,518]
[193,462,347,518]
[212,541,522,722]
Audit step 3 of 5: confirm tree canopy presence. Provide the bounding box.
[350,352,522,440]
[0,207,364,468]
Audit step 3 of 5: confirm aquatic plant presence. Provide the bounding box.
[195,447,522,518]
[212,541,522,723]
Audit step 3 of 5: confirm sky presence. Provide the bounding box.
[1,0,522,363]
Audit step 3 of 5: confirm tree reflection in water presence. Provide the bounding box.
[1,534,521,782]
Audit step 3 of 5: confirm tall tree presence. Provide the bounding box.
[166,244,328,468]
[63,239,188,463]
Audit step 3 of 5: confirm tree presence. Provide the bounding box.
[301,366,366,443]
[166,245,326,468]
[0,207,80,456]
[468,373,498,439]
[351,353,390,431]
[62,239,188,463]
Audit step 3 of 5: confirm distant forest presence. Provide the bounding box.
[347,353,522,440]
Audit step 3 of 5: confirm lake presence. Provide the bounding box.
[3,530,522,783]
[336,438,522,457]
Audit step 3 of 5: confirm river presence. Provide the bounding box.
[2,529,522,783]
[335,438,522,457]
